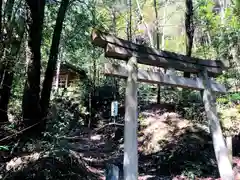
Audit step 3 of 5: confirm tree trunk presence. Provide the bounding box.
[0,70,13,121]
[136,0,159,103]
[153,0,159,50]
[0,0,15,82]
[184,0,194,78]
[161,0,167,50]
[40,0,69,118]
[93,54,96,95]
[22,0,45,130]
[111,8,119,101]
[127,0,132,41]
[0,0,24,122]
[25,31,30,72]
[154,0,161,104]
[4,0,15,22]
[0,0,2,37]
[135,0,153,47]
[161,0,174,79]
[54,55,61,92]
[0,0,2,80]
[219,0,225,24]
[0,32,24,122]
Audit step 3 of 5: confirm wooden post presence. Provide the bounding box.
[201,69,233,180]
[124,56,138,180]
[65,74,69,88]
[226,136,233,165]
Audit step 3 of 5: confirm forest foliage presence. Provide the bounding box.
[1,0,240,179]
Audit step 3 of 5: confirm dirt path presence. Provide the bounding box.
[67,103,240,180]
[3,103,240,180]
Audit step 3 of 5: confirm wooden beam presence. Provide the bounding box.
[104,63,226,93]
[226,136,233,165]
[92,30,226,73]
[105,43,222,76]
[124,57,138,180]
[201,69,233,180]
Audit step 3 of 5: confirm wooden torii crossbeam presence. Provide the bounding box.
[105,63,226,93]
[91,29,233,180]
[92,29,225,77]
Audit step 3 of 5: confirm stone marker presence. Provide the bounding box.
[105,164,119,180]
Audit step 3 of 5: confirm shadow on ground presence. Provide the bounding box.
[139,124,217,179]
[3,103,240,180]
[2,151,101,180]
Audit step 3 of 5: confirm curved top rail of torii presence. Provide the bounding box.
[91,29,227,77]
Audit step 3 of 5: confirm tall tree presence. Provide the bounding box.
[40,0,70,118]
[0,0,15,81]
[153,0,159,49]
[127,0,132,40]
[184,0,194,78]
[0,0,2,37]
[0,0,25,122]
[0,25,25,122]
[4,0,15,21]
[135,0,160,103]
[54,46,63,92]
[22,0,45,130]
[153,0,161,104]
[135,0,153,46]
[110,5,120,102]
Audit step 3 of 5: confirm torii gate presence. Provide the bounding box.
[91,29,233,180]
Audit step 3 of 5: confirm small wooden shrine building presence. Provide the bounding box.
[52,62,86,88]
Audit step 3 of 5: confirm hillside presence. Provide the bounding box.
[3,103,240,179]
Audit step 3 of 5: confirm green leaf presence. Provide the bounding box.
[0,145,9,151]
